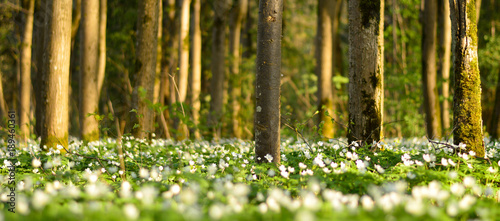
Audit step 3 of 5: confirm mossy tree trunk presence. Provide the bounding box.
[316,0,335,139]
[439,0,452,134]
[347,0,384,146]
[191,0,202,139]
[449,0,484,156]
[40,0,73,151]
[130,0,159,138]
[19,0,35,142]
[255,0,283,164]
[422,0,442,138]
[229,0,248,139]
[79,0,100,142]
[209,0,230,139]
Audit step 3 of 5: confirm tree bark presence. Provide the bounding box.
[177,0,190,103]
[0,71,8,121]
[422,0,442,138]
[229,0,248,139]
[209,0,230,138]
[490,69,500,139]
[449,0,484,156]
[79,0,100,142]
[316,0,336,139]
[19,0,35,141]
[439,0,452,134]
[255,0,283,164]
[97,0,107,98]
[191,0,202,139]
[34,1,46,137]
[40,0,72,151]
[154,0,163,105]
[159,0,177,139]
[130,0,159,138]
[347,0,384,146]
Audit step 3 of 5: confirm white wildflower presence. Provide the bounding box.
[123,204,139,220]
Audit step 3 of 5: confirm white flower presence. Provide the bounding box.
[360,195,374,211]
[423,154,431,162]
[469,151,476,156]
[170,184,181,195]
[299,162,307,169]
[331,162,338,168]
[268,169,275,177]
[498,160,500,167]
[32,158,41,168]
[281,170,290,178]
[441,158,449,167]
[32,190,50,210]
[405,198,425,216]
[139,168,149,179]
[463,176,476,187]
[258,203,268,214]
[123,204,139,220]
[458,143,466,150]
[375,164,385,173]
[407,172,416,179]
[458,195,476,211]
[448,159,456,167]
[447,203,459,216]
[450,183,465,196]
[488,167,497,173]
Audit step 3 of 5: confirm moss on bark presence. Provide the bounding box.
[41,133,68,153]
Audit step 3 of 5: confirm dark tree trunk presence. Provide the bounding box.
[422,0,442,138]
[255,0,283,164]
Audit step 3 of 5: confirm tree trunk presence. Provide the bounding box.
[422,0,442,138]
[229,0,248,139]
[97,0,107,98]
[34,1,46,137]
[130,0,159,138]
[209,0,230,138]
[159,0,177,139]
[154,0,163,104]
[0,72,9,121]
[19,0,35,141]
[347,0,384,146]
[79,0,100,142]
[439,0,452,134]
[40,0,72,151]
[177,0,190,103]
[316,0,336,139]
[490,69,500,139]
[191,0,202,139]
[255,0,283,164]
[449,0,484,156]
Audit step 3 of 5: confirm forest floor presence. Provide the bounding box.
[1,137,500,220]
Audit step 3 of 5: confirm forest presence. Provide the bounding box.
[0,0,500,220]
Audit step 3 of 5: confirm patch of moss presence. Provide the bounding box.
[359,0,381,32]
[82,130,99,142]
[40,133,68,153]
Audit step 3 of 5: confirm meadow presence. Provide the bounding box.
[1,137,500,220]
